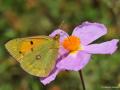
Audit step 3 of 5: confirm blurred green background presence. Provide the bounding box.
[0,0,120,90]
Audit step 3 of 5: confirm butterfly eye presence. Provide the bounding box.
[36,54,41,60]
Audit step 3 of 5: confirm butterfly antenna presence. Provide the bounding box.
[59,21,72,43]
[58,21,72,45]
[59,20,65,29]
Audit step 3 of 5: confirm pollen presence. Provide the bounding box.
[62,36,81,51]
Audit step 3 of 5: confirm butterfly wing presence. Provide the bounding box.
[5,36,59,77]
[5,38,24,62]
[5,36,49,62]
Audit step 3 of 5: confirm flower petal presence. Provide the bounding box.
[72,22,107,45]
[49,29,69,42]
[40,68,61,85]
[40,46,68,85]
[58,46,69,59]
[56,51,91,71]
[84,39,119,54]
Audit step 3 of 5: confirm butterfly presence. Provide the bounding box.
[5,35,60,77]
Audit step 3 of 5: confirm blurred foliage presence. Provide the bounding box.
[0,0,120,90]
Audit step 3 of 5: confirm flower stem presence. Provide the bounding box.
[79,70,86,90]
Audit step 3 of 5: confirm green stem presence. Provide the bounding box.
[79,70,86,90]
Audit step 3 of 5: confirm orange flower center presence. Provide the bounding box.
[62,36,81,51]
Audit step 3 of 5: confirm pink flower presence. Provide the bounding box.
[40,22,119,85]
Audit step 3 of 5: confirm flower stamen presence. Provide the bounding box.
[62,36,81,52]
